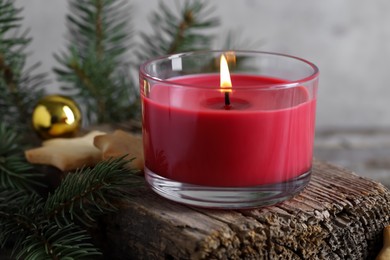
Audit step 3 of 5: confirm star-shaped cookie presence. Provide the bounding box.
[25,131,105,171]
[93,130,144,170]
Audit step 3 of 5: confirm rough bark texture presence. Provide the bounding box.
[99,160,390,259]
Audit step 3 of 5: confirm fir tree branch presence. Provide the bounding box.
[45,156,141,227]
[0,157,141,259]
[0,189,101,260]
[167,8,194,54]
[0,122,44,191]
[54,0,136,124]
[0,0,46,133]
[0,52,17,91]
[66,57,106,121]
[136,0,219,63]
[95,0,103,59]
[0,191,39,255]
[0,190,43,250]
[0,47,30,127]
[16,223,101,260]
[0,4,46,137]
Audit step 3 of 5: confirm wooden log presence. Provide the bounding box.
[99,160,390,259]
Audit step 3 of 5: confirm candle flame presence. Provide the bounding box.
[220,54,232,92]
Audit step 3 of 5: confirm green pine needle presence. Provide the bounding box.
[136,0,219,63]
[45,156,141,227]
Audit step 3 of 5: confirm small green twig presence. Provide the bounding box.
[167,10,194,53]
[46,181,106,221]
[0,52,29,122]
[95,0,104,59]
[0,210,35,232]
[68,61,106,122]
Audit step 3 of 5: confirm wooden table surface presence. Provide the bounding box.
[98,160,390,260]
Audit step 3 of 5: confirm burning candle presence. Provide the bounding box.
[220,54,232,108]
[140,51,319,208]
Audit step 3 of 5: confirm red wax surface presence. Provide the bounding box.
[142,74,316,187]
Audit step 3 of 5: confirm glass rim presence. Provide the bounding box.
[140,50,319,90]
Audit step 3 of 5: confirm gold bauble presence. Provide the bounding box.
[32,95,82,139]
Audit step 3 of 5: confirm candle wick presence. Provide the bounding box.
[224,92,231,110]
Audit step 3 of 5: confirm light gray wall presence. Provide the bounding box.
[16,0,390,129]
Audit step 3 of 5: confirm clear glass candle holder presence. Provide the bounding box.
[139,50,319,209]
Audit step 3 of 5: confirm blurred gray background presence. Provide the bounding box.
[16,0,390,185]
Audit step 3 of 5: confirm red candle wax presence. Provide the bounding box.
[142,74,316,187]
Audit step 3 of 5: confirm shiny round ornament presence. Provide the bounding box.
[32,95,82,139]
